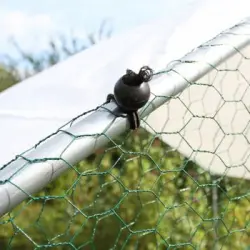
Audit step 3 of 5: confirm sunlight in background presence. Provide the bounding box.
[0,10,58,53]
[0,0,186,57]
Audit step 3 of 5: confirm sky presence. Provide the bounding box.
[0,0,183,59]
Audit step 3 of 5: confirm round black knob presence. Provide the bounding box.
[113,66,153,112]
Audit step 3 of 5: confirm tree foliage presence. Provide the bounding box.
[1,130,250,249]
[1,20,112,82]
[0,66,20,92]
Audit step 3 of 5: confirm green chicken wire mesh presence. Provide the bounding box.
[0,19,250,250]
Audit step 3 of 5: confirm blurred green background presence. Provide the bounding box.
[0,29,250,250]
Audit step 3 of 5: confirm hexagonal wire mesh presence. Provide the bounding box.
[0,19,250,250]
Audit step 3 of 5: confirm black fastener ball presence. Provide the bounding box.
[107,66,153,130]
[114,66,152,112]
